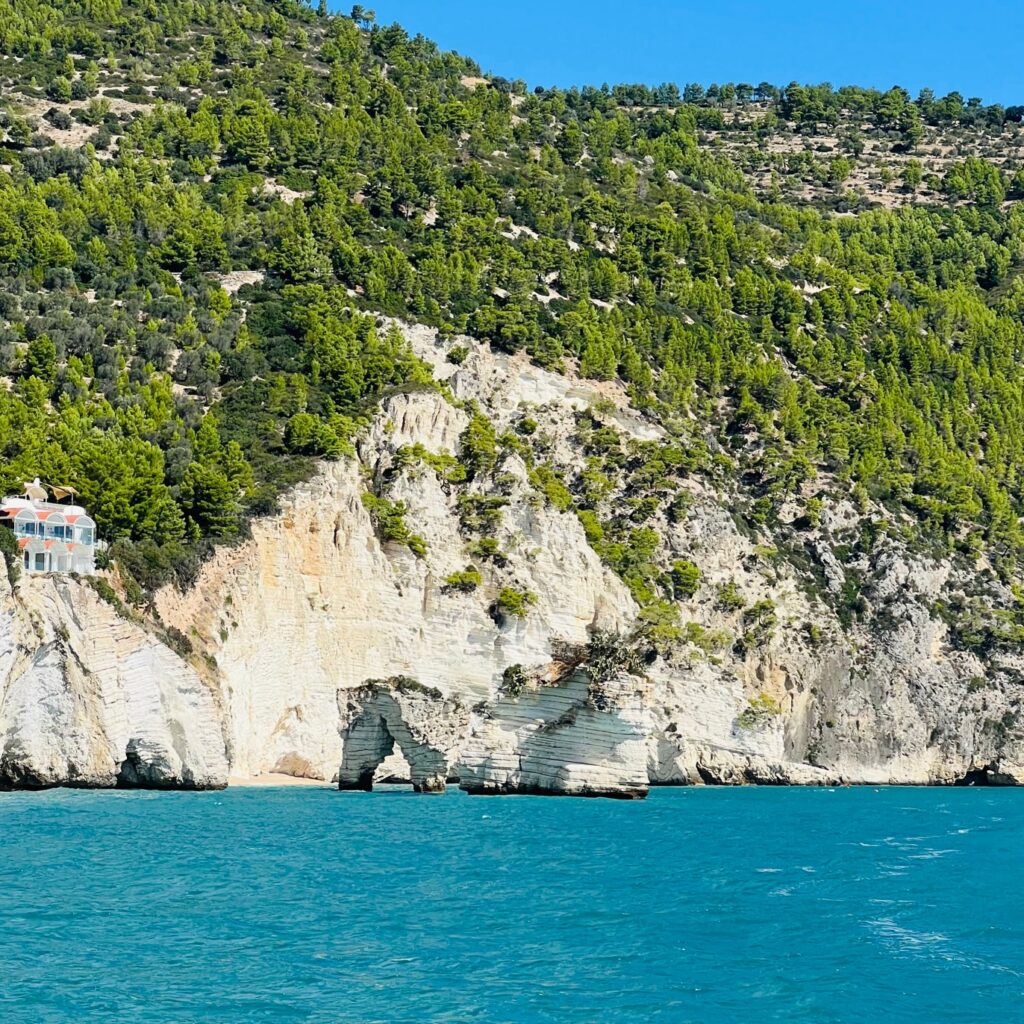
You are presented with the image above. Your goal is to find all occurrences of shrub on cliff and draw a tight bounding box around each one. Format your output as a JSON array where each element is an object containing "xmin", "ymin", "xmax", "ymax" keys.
[
  {"xmin": 459, "ymin": 410, "xmax": 498, "ymax": 480},
  {"xmin": 0, "ymin": 526, "xmax": 20, "ymax": 586},
  {"xmin": 443, "ymin": 566, "xmax": 482, "ymax": 593},
  {"xmin": 500, "ymin": 664, "xmax": 529, "ymax": 698},
  {"xmin": 493, "ymin": 587, "xmax": 537, "ymax": 619},
  {"xmin": 361, "ymin": 492, "xmax": 427, "ymax": 557},
  {"xmin": 737, "ymin": 693, "xmax": 783, "ymax": 729},
  {"xmin": 670, "ymin": 560, "xmax": 701, "ymax": 600}
]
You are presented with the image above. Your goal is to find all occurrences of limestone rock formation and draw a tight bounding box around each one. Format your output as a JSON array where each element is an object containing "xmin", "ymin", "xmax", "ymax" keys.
[
  {"xmin": 2, "ymin": 323, "xmax": 1023, "ymax": 793},
  {"xmin": 335, "ymin": 659, "xmax": 652, "ymax": 798},
  {"xmin": 154, "ymin": 377, "xmax": 636, "ymax": 785},
  {"xmin": 458, "ymin": 669, "xmax": 652, "ymax": 798},
  {"xmin": 0, "ymin": 574, "xmax": 228, "ymax": 790},
  {"xmin": 337, "ymin": 679, "xmax": 469, "ymax": 792}
]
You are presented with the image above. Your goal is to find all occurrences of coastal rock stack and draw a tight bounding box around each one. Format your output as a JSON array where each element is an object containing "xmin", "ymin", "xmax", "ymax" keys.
[
  {"xmin": 458, "ymin": 669, "xmax": 652, "ymax": 798},
  {"xmin": 335, "ymin": 666, "xmax": 653, "ymax": 798},
  {"xmin": 337, "ymin": 679, "xmax": 469, "ymax": 792}
]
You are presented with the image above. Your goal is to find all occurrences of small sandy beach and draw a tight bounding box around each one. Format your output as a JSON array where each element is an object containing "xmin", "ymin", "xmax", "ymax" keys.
[{"xmin": 227, "ymin": 773, "xmax": 333, "ymax": 788}]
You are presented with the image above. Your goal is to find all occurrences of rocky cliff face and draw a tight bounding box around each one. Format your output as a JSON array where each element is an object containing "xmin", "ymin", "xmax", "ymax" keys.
[
  {"xmin": 0, "ymin": 572, "xmax": 227, "ymax": 790},
  {"xmin": 2, "ymin": 323, "xmax": 1023, "ymax": 794}
]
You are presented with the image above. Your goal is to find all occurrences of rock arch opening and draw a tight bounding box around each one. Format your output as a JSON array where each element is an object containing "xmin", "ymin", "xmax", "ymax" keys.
[{"xmin": 337, "ymin": 684, "xmax": 467, "ymax": 793}]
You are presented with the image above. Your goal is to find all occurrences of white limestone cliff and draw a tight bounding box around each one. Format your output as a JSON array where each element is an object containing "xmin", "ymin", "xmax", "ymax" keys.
[
  {"xmin": 0, "ymin": 573, "xmax": 227, "ymax": 789},
  {"xmin": 2, "ymin": 323, "xmax": 1023, "ymax": 794},
  {"xmin": 150, "ymin": 357, "xmax": 637, "ymax": 785},
  {"xmin": 458, "ymin": 669, "xmax": 652, "ymax": 798}
]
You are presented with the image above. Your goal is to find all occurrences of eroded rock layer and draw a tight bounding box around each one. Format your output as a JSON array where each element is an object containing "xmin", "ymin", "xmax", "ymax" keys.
[
  {"xmin": 2, "ymin": 324, "xmax": 1023, "ymax": 793},
  {"xmin": 0, "ymin": 574, "xmax": 227, "ymax": 790}
]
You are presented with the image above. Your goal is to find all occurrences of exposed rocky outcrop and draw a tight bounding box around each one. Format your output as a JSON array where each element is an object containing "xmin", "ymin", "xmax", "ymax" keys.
[
  {"xmin": 0, "ymin": 574, "xmax": 227, "ymax": 790},
  {"xmin": 458, "ymin": 668, "xmax": 652, "ymax": 798},
  {"xmin": 337, "ymin": 664, "xmax": 651, "ymax": 798},
  {"xmin": 2, "ymin": 324, "xmax": 1023, "ymax": 794},
  {"xmin": 338, "ymin": 679, "xmax": 469, "ymax": 792},
  {"xmin": 332, "ymin": 656, "xmax": 653, "ymax": 798},
  {"xmin": 152, "ymin": 359, "xmax": 636, "ymax": 785}
]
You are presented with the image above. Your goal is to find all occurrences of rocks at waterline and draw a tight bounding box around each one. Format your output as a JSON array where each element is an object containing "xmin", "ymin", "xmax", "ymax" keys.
[
  {"xmin": 337, "ymin": 678, "xmax": 469, "ymax": 793},
  {"xmin": 0, "ymin": 574, "xmax": 228, "ymax": 791},
  {"xmin": 336, "ymin": 665, "xmax": 652, "ymax": 799}
]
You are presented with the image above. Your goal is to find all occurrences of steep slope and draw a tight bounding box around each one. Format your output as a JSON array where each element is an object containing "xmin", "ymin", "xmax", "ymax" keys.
[
  {"xmin": 0, "ymin": 572, "xmax": 227, "ymax": 789},
  {"xmin": 152, "ymin": 335, "xmax": 639, "ymax": 787},
  {"xmin": 1, "ymin": 2, "xmax": 1024, "ymax": 792},
  {"xmin": 6, "ymin": 323, "xmax": 1020, "ymax": 793}
]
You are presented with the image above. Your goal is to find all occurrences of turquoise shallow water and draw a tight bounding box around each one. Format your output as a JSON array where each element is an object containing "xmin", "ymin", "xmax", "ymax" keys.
[{"xmin": 0, "ymin": 786, "xmax": 1020, "ymax": 1023}]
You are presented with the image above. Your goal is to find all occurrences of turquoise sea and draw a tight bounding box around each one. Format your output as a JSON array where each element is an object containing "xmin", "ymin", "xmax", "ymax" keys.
[{"xmin": 0, "ymin": 786, "xmax": 1020, "ymax": 1023}]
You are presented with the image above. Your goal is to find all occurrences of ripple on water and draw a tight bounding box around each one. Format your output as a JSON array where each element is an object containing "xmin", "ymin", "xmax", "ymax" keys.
[{"xmin": 0, "ymin": 786, "xmax": 1021, "ymax": 1023}]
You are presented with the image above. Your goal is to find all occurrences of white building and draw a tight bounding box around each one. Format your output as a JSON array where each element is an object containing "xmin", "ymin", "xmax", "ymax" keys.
[{"xmin": 1, "ymin": 479, "xmax": 97, "ymax": 575}]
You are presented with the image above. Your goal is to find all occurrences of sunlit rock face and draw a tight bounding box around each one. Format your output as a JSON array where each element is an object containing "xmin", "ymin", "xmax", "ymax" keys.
[
  {"xmin": 0, "ymin": 574, "xmax": 227, "ymax": 790},
  {"xmin": 3, "ymin": 324, "xmax": 1024, "ymax": 792},
  {"xmin": 457, "ymin": 670, "xmax": 652, "ymax": 799},
  {"xmin": 153, "ymin": 348, "xmax": 637, "ymax": 788},
  {"xmin": 337, "ymin": 680, "xmax": 469, "ymax": 793},
  {"xmin": 335, "ymin": 669, "xmax": 652, "ymax": 799}
]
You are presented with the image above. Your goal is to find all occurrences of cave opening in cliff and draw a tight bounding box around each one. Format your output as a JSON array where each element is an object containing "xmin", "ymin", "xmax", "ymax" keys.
[{"xmin": 953, "ymin": 765, "xmax": 996, "ymax": 786}]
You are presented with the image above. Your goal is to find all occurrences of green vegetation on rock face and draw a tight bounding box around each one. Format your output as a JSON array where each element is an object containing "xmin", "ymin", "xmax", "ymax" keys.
[
  {"xmin": 737, "ymin": 692, "xmax": 783, "ymax": 729},
  {"xmin": 361, "ymin": 492, "xmax": 426, "ymax": 556},
  {"xmin": 6, "ymin": 0, "xmax": 1024, "ymax": 606},
  {"xmin": 493, "ymin": 586, "xmax": 537, "ymax": 620},
  {"xmin": 442, "ymin": 565, "xmax": 482, "ymax": 593}
]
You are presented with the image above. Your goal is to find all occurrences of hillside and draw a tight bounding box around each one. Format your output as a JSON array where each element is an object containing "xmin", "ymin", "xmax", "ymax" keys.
[{"xmin": 0, "ymin": 0, "xmax": 1023, "ymax": 789}]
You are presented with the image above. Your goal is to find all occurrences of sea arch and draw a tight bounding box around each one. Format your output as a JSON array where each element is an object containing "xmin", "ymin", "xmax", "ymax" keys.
[{"xmin": 337, "ymin": 681, "xmax": 469, "ymax": 793}]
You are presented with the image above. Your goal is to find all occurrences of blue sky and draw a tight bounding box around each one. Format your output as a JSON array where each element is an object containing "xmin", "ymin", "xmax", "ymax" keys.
[{"xmin": 346, "ymin": 1, "xmax": 1024, "ymax": 106}]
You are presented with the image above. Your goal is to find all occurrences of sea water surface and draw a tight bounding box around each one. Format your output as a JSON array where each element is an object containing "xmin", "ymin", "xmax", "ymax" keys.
[{"xmin": 0, "ymin": 786, "xmax": 1020, "ymax": 1023}]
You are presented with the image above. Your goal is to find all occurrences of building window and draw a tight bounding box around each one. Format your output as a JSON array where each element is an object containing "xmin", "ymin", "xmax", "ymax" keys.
[
  {"xmin": 79, "ymin": 528, "xmax": 93, "ymax": 545},
  {"xmin": 33, "ymin": 552, "xmax": 46, "ymax": 572}
]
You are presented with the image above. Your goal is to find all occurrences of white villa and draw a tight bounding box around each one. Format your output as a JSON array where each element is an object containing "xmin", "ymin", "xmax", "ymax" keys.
[{"xmin": 1, "ymin": 479, "xmax": 97, "ymax": 575}]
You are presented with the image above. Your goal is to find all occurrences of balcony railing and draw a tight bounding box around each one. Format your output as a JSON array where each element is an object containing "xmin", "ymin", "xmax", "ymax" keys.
[{"xmin": 14, "ymin": 523, "xmax": 94, "ymax": 545}]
